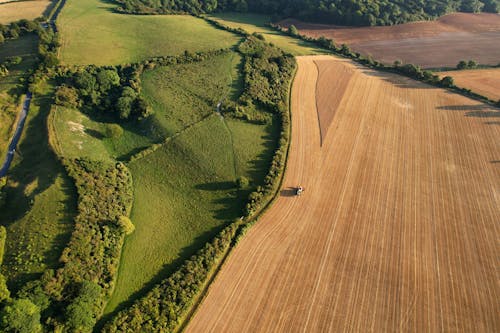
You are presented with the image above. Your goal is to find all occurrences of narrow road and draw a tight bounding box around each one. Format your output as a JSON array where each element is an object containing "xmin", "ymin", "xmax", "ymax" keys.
[{"xmin": 0, "ymin": 92, "xmax": 32, "ymax": 177}]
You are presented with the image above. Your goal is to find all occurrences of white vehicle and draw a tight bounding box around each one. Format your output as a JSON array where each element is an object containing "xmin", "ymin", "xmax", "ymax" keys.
[{"xmin": 296, "ymin": 186, "xmax": 304, "ymax": 196}]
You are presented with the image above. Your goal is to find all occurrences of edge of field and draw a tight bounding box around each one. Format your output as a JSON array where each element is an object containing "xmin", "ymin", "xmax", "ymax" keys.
[{"xmin": 177, "ymin": 60, "xmax": 298, "ymax": 333}]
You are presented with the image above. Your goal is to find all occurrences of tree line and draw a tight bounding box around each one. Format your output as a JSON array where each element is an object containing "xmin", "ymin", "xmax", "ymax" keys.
[{"xmin": 113, "ymin": 0, "xmax": 499, "ymax": 25}]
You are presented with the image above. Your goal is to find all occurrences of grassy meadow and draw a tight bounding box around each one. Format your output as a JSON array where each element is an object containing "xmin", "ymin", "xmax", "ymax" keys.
[
  {"xmin": 102, "ymin": 54, "xmax": 276, "ymax": 314},
  {"xmin": 208, "ymin": 13, "xmax": 324, "ymax": 55},
  {"xmin": 58, "ymin": 0, "xmax": 241, "ymax": 65},
  {"xmin": 0, "ymin": 81, "xmax": 76, "ymax": 290}
]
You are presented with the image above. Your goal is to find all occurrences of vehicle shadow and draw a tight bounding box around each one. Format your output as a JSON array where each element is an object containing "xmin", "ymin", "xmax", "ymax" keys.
[{"xmin": 280, "ymin": 187, "xmax": 297, "ymax": 197}]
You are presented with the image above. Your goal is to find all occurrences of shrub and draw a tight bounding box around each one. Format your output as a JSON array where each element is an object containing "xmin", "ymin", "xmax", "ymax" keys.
[
  {"xmin": 236, "ymin": 176, "xmax": 250, "ymax": 189},
  {"xmin": 441, "ymin": 76, "xmax": 455, "ymax": 87},
  {"xmin": 54, "ymin": 85, "xmax": 80, "ymax": 108},
  {"xmin": 0, "ymin": 298, "xmax": 42, "ymax": 333},
  {"xmin": 105, "ymin": 124, "xmax": 123, "ymax": 139},
  {"xmin": 65, "ymin": 281, "xmax": 102, "ymax": 333},
  {"xmin": 288, "ymin": 24, "xmax": 299, "ymax": 36},
  {"xmin": 117, "ymin": 216, "xmax": 135, "ymax": 235}
]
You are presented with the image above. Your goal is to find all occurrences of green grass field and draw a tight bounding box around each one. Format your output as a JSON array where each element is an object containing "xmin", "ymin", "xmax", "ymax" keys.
[
  {"xmin": 141, "ymin": 52, "xmax": 243, "ymax": 135},
  {"xmin": 0, "ymin": 33, "xmax": 39, "ymax": 158},
  {"xmin": 102, "ymin": 54, "xmax": 277, "ymax": 315},
  {"xmin": 0, "ymin": 81, "xmax": 77, "ymax": 291},
  {"xmin": 58, "ymin": 0, "xmax": 242, "ymax": 65},
  {"xmin": 208, "ymin": 13, "xmax": 324, "ymax": 55}
]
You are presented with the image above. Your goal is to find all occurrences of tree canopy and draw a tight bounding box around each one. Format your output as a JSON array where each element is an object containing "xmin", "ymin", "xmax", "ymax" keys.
[{"xmin": 114, "ymin": 0, "xmax": 499, "ymax": 25}]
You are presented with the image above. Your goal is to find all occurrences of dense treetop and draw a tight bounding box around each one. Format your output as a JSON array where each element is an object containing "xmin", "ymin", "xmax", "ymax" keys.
[{"xmin": 114, "ymin": 0, "xmax": 499, "ymax": 25}]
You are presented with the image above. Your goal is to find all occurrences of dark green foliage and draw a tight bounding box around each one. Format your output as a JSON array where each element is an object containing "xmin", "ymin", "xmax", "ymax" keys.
[
  {"xmin": 54, "ymin": 85, "xmax": 80, "ymax": 108},
  {"xmin": 58, "ymin": 65, "xmax": 153, "ymax": 120},
  {"xmin": 457, "ymin": 59, "xmax": 479, "ymax": 69},
  {"xmin": 114, "ymin": 0, "xmax": 498, "ymax": 25},
  {"xmin": 0, "ymin": 298, "xmax": 42, "ymax": 333},
  {"xmin": 65, "ymin": 281, "xmax": 102, "ymax": 333},
  {"xmin": 441, "ymin": 76, "xmax": 455, "ymax": 87}
]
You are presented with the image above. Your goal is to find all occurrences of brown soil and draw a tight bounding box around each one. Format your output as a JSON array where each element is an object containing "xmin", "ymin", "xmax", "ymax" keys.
[
  {"xmin": 280, "ymin": 13, "xmax": 500, "ymax": 68},
  {"xmin": 439, "ymin": 68, "xmax": 500, "ymax": 101},
  {"xmin": 186, "ymin": 55, "xmax": 500, "ymax": 332}
]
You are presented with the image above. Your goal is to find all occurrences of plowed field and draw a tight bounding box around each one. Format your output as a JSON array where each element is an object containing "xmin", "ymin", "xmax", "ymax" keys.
[
  {"xmin": 280, "ymin": 13, "xmax": 500, "ymax": 68},
  {"xmin": 439, "ymin": 68, "xmax": 500, "ymax": 101},
  {"xmin": 186, "ymin": 55, "xmax": 500, "ymax": 332}
]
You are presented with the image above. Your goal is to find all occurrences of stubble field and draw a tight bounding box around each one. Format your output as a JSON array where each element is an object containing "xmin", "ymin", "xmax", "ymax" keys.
[
  {"xmin": 0, "ymin": 0, "xmax": 51, "ymax": 24},
  {"xmin": 438, "ymin": 68, "xmax": 500, "ymax": 101},
  {"xmin": 280, "ymin": 13, "xmax": 500, "ymax": 68},
  {"xmin": 186, "ymin": 55, "xmax": 500, "ymax": 332}
]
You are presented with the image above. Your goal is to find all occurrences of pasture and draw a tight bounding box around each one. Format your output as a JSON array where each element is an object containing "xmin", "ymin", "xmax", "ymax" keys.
[
  {"xmin": 186, "ymin": 55, "xmax": 500, "ymax": 332},
  {"xmin": 438, "ymin": 68, "xmax": 500, "ymax": 101},
  {"xmin": 280, "ymin": 13, "xmax": 500, "ymax": 68},
  {"xmin": 49, "ymin": 53, "xmax": 279, "ymax": 314},
  {"xmin": 208, "ymin": 13, "xmax": 324, "ymax": 56},
  {"xmin": 58, "ymin": 0, "xmax": 241, "ymax": 65},
  {"xmin": 0, "ymin": 0, "xmax": 51, "ymax": 23}
]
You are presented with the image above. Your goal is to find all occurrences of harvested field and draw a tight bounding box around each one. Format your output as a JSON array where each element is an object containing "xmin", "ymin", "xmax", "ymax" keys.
[
  {"xmin": 0, "ymin": 0, "xmax": 51, "ymax": 23},
  {"xmin": 439, "ymin": 68, "xmax": 500, "ymax": 101},
  {"xmin": 280, "ymin": 13, "xmax": 500, "ymax": 68},
  {"xmin": 186, "ymin": 55, "xmax": 500, "ymax": 332}
]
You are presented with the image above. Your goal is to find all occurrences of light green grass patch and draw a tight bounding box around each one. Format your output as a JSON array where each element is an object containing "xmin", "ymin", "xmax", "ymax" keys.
[
  {"xmin": 58, "ymin": 0, "xmax": 241, "ymax": 65},
  {"xmin": 50, "ymin": 107, "xmax": 113, "ymax": 162},
  {"xmin": 208, "ymin": 13, "xmax": 325, "ymax": 55},
  {"xmin": 0, "ymin": 82, "xmax": 77, "ymax": 291}
]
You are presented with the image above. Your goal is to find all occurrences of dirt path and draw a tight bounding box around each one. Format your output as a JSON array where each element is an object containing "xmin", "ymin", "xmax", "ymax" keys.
[{"xmin": 185, "ymin": 55, "xmax": 499, "ymax": 332}]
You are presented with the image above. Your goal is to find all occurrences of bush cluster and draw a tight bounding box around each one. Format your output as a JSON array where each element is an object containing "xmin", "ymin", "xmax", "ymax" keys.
[{"xmin": 55, "ymin": 65, "xmax": 151, "ymax": 120}]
